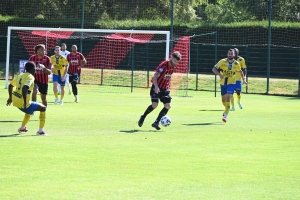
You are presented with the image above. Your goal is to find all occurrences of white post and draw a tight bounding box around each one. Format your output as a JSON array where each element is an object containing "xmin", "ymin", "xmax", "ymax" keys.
[
  {"xmin": 5, "ymin": 27, "xmax": 11, "ymax": 89},
  {"xmin": 165, "ymin": 32, "xmax": 170, "ymax": 60}
]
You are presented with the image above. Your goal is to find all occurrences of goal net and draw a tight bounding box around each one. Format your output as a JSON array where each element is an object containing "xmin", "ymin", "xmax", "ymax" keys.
[{"xmin": 6, "ymin": 26, "xmax": 190, "ymax": 96}]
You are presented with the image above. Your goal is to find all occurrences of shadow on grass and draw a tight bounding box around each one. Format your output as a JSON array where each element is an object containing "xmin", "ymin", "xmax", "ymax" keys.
[
  {"xmin": 120, "ymin": 129, "xmax": 161, "ymax": 133},
  {"xmin": 183, "ymin": 122, "xmax": 223, "ymax": 126},
  {"xmin": 0, "ymin": 133, "xmax": 35, "ymax": 137},
  {"xmin": 0, "ymin": 120, "xmax": 38, "ymax": 122}
]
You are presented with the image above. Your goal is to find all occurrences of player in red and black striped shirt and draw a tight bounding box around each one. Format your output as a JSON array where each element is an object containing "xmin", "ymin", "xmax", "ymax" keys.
[
  {"xmin": 66, "ymin": 45, "xmax": 86, "ymax": 103},
  {"xmin": 28, "ymin": 44, "xmax": 52, "ymax": 106},
  {"xmin": 138, "ymin": 51, "xmax": 182, "ymax": 130}
]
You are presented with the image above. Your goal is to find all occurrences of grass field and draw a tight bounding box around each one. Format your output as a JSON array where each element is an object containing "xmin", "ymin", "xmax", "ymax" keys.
[{"xmin": 0, "ymin": 80, "xmax": 300, "ymax": 200}]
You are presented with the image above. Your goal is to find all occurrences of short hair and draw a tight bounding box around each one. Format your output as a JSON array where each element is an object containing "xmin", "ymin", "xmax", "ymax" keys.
[
  {"xmin": 234, "ymin": 48, "xmax": 239, "ymax": 55},
  {"xmin": 55, "ymin": 46, "xmax": 61, "ymax": 50},
  {"xmin": 25, "ymin": 61, "xmax": 36, "ymax": 71},
  {"xmin": 34, "ymin": 44, "xmax": 46, "ymax": 54},
  {"xmin": 172, "ymin": 51, "xmax": 182, "ymax": 61},
  {"xmin": 61, "ymin": 43, "xmax": 67, "ymax": 47}
]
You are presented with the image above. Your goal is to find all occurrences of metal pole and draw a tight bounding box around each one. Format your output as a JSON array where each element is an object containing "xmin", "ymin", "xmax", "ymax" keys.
[
  {"xmin": 170, "ymin": 0, "xmax": 174, "ymax": 52},
  {"xmin": 80, "ymin": 0, "xmax": 85, "ymax": 53},
  {"xmin": 214, "ymin": 32, "xmax": 218, "ymax": 97},
  {"xmin": 266, "ymin": 0, "xmax": 272, "ymax": 94},
  {"xmin": 196, "ymin": 44, "xmax": 199, "ymax": 90},
  {"xmin": 298, "ymin": 49, "xmax": 300, "ymax": 97}
]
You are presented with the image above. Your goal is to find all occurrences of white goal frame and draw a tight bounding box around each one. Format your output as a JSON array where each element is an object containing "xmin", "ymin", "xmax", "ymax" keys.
[{"xmin": 5, "ymin": 26, "xmax": 170, "ymax": 88}]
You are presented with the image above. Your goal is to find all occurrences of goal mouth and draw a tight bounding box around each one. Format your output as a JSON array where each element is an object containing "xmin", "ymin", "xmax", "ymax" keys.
[{"xmin": 6, "ymin": 27, "xmax": 190, "ymax": 96}]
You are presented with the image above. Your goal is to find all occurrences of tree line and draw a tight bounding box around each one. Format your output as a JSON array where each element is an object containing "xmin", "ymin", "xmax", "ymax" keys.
[{"xmin": 0, "ymin": 0, "xmax": 299, "ymax": 22}]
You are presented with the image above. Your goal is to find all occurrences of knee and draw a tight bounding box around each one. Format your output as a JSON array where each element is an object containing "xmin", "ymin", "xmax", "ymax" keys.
[
  {"xmin": 152, "ymin": 102, "xmax": 158, "ymax": 109},
  {"xmin": 164, "ymin": 103, "xmax": 171, "ymax": 110}
]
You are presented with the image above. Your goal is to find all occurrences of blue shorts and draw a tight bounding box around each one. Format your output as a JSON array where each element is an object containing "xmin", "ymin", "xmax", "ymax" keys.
[
  {"xmin": 53, "ymin": 74, "xmax": 66, "ymax": 86},
  {"xmin": 220, "ymin": 84, "xmax": 235, "ymax": 96},
  {"xmin": 234, "ymin": 80, "xmax": 242, "ymax": 92},
  {"xmin": 19, "ymin": 102, "xmax": 41, "ymax": 115}
]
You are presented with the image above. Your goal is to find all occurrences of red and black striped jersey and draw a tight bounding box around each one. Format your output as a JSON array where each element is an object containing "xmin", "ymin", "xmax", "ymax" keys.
[
  {"xmin": 67, "ymin": 52, "xmax": 86, "ymax": 74},
  {"xmin": 28, "ymin": 54, "xmax": 51, "ymax": 84},
  {"xmin": 152, "ymin": 60, "xmax": 174, "ymax": 89}
]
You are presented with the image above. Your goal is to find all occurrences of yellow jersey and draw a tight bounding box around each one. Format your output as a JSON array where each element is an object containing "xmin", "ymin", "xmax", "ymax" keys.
[
  {"xmin": 50, "ymin": 55, "xmax": 68, "ymax": 76},
  {"xmin": 214, "ymin": 58, "xmax": 241, "ymax": 85},
  {"xmin": 235, "ymin": 56, "xmax": 246, "ymax": 81},
  {"xmin": 10, "ymin": 72, "xmax": 35, "ymax": 109}
]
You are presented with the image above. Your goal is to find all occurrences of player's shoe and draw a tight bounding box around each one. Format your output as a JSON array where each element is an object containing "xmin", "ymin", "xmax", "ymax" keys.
[
  {"xmin": 151, "ymin": 122, "xmax": 161, "ymax": 130},
  {"xmin": 60, "ymin": 100, "xmax": 64, "ymax": 105},
  {"xmin": 36, "ymin": 131, "xmax": 49, "ymax": 136},
  {"xmin": 230, "ymin": 107, "xmax": 235, "ymax": 111},
  {"xmin": 18, "ymin": 127, "xmax": 28, "ymax": 133},
  {"xmin": 54, "ymin": 98, "xmax": 59, "ymax": 105},
  {"xmin": 222, "ymin": 117, "xmax": 227, "ymax": 123},
  {"xmin": 238, "ymin": 102, "xmax": 243, "ymax": 109},
  {"xmin": 75, "ymin": 96, "xmax": 79, "ymax": 103},
  {"xmin": 138, "ymin": 115, "xmax": 145, "ymax": 127}
]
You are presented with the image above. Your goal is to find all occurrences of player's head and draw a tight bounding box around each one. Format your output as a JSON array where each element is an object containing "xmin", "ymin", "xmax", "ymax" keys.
[
  {"xmin": 227, "ymin": 49, "xmax": 235, "ymax": 61},
  {"xmin": 233, "ymin": 48, "xmax": 239, "ymax": 57},
  {"xmin": 25, "ymin": 61, "xmax": 36, "ymax": 75},
  {"xmin": 61, "ymin": 43, "xmax": 67, "ymax": 51},
  {"xmin": 54, "ymin": 46, "xmax": 61, "ymax": 55},
  {"xmin": 71, "ymin": 45, "xmax": 78, "ymax": 53},
  {"xmin": 170, "ymin": 51, "xmax": 182, "ymax": 66},
  {"xmin": 35, "ymin": 44, "xmax": 46, "ymax": 56}
]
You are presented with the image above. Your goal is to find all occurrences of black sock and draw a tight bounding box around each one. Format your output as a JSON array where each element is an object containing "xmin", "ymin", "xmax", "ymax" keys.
[
  {"xmin": 155, "ymin": 107, "xmax": 169, "ymax": 123},
  {"xmin": 143, "ymin": 105, "xmax": 154, "ymax": 117},
  {"xmin": 71, "ymin": 82, "xmax": 78, "ymax": 95}
]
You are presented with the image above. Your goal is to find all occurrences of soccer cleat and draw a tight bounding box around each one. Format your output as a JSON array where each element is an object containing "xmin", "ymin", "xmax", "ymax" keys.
[
  {"xmin": 36, "ymin": 131, "xmax": 49, "ymax": 136},
  {"xmin": 238, "ymin": 102, "xmax": 243, "ymax": 109},
  {"xmin": 18, "ymin": 127, "xmax": 28, "ymax": 133},
  {"xmin": 151, "ymin": 122, "xmax": 161, "ymax": 130},
  {"xmin": 138, "ymin": 115, "xmax": 145, "ymax": 127},
  {"xmin": 60, "ymin": 100, "xmax": 64, "ymax": 105},
  {"xmin": 74, "ymin": 96, "xmax": 79, "ymax": 103},
  {"xmin": 230, "ymin": 107, "xmax": 235, "ymax": 111},
  {"xmin": 54, "ymin": 98, "xmax": 59, "ymax": 105},
  {"xmin": 222, "ymin": 117, "xmax": 227, "ymax": 123}
]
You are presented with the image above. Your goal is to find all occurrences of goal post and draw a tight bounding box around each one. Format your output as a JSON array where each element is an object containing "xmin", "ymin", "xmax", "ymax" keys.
[{"xmin": 5, "ymin": 26, "xmax": 170, "ymax": 88}]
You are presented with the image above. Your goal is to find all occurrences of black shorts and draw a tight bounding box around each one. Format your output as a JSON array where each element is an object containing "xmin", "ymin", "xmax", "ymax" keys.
[
  {"xmin": 69, "ymin": 73, "xmax": 79, "ymax": 83},
  {"xmin": 34, "ymin": 81, "xmax": 48, "ymax": 95},
  {"xmin": 150, "ymin": 85, "xmax": 172, "ymax": 104}
]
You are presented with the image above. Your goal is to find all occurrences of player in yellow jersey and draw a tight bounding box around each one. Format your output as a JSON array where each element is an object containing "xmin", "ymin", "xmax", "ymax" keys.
[
  {"xmin": 6, "ymin": 61, "xmax": 48, "ymax": 136},
  {"xmin": 212, "ymin": 49, "xmax": 247, "ymax": 123},
  {"xmin": 230, "ymin": 48, "xmax": 247, "ymax": 111},
  {"xmin": 50, "ymin": 46, "xmax": 69, "ymax": 105}
]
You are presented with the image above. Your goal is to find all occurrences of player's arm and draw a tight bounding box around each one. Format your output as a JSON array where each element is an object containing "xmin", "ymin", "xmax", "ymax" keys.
[
  {"xmin": 239, "ymin": 70, "xmax": 248, "ymax": 86},
  {"xmin": 242, "ymin": 68, "xmax": 247, "ymax": 79},
  {"xmin": 22, "ymin": 85, "xmax": 29, "ymax": 109},
  {"xmin": 212, "ymin": 66, "xmax": 224, "ymax": 79},
  {"xmin": 153, "ymin": 72, "xmax": 160, "ymax": 94},
  {"xmin": 6, "ymin": 84, "xmax": 14, "ymax": 106}
]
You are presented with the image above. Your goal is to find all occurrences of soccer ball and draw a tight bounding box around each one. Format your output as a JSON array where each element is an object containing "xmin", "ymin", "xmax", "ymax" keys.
[{"xmin": 160, "ymin": 116, "xmax": 172, "ymax": 127}]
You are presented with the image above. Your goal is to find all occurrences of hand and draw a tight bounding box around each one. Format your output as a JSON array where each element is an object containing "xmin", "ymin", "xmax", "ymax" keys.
[
  {"xmin": 61, "ymin": 76, "xmax": 65, "ymax": 82},
  {"xmin": 243, "ymin": 79, "xmax": 248, "ymax": 86},
  {"xmin": 6, "ymin": 98, "xmax": 12, "ymax": 106},
  {"xmin": 155, "ymin": 86, "xmax": 160, "ymax": 94},
  {"xmin": 78, "ymin": 66, "xmax": 81, "ymax": 70}
]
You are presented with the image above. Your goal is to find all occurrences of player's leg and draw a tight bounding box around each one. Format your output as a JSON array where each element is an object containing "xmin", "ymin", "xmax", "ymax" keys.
[
  {"xmin": 222, "ymin": 85, "xmax": 235, "ymax": 123},
  {"xmin": 65, "ymin": 74, "xmax": 71, "ymax": 95},
  {"xmin": 138, "ymin": 86, "xmax": 158, "ymax": 127},
  {"xmin": 152, "ymin": 90, "xmax": 171, "ymax": 130},
  {"xmin": 39, "ymin": 83, "xmax": 48, "ymax": 107},
  {"xmin": 18, "ymin": 113, "xmax": 31, "ymax": 133},
  {"xmin": 235, "ymin": 81, "xmax": 243, "ymax": 109},
  {"xmin": 53, "ymin": 75, "xmax": 59, "ymax": 104},
  {"xmin": 230, "ymin": 92, "xmax": 235, "ymax": 111},
  {"xmin": 70, "ymin": 73, "xmax": 79, "ymax": 102},
  {"xmin": 34, "ymin": 103, "xmax": 48, "ymax": 136},
  {"xmin": 31, "ymin": 83, "xmax": 39, "ymax": 102},
  {"xmin": 60, "ymin": 85, "xmax": 65, "ymax": 105},
  {"xmin": 57, "ymin": 84, "xmax": 61, "ymax": 95}
]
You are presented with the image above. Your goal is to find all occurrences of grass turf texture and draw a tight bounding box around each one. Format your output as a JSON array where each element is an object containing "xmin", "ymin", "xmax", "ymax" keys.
[{"xmin": 0, "ymin": 80, "xmax": 300, "ymax": 200}]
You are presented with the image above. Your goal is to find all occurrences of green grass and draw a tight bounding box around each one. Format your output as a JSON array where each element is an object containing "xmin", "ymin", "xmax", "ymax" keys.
[{"xmin": 0, "ymin": 80, "xmax": 300, "ymax": 200}]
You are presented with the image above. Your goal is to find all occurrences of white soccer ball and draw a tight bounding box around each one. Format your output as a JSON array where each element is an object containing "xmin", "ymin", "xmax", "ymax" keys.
[{"xmin": 160, "ymin": 116, "xmax": 171, "ymax": 127}]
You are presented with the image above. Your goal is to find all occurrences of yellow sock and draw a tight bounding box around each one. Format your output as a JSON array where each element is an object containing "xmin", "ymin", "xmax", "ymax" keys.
[
  {"xmin": 60, "ymin": 94, "xmax": 64, "ymax": 100},
  {"xmin": 224, "ymin": 102, "xmax": 230, "ymax": 115},
  {"xmin": 222, "ymin": 101, "xmax": 226, "ymax": 107},
  {"xmin": 54, "ymin": 92, "xmax": 58, "ymax": 98},
  {"xmin": 39, "ymin": 112, "xmax": 46, "ymax": 129},
  {"xmin": 237, "ymin": 94, "xmax": 241, "ymax": 102},
  {"xmin": 21, "ymin": 114, "xmax": 31, "ymax": 127},
  {"xmin": 230, "ymin": 96, "xmax": 234, "ymax": 107}
]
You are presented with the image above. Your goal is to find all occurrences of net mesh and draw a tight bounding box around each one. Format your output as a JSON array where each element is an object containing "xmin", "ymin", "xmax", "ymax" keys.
[{"xmin": 8, "ymin": 29, "xmax": 190, "ymax": 95}]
